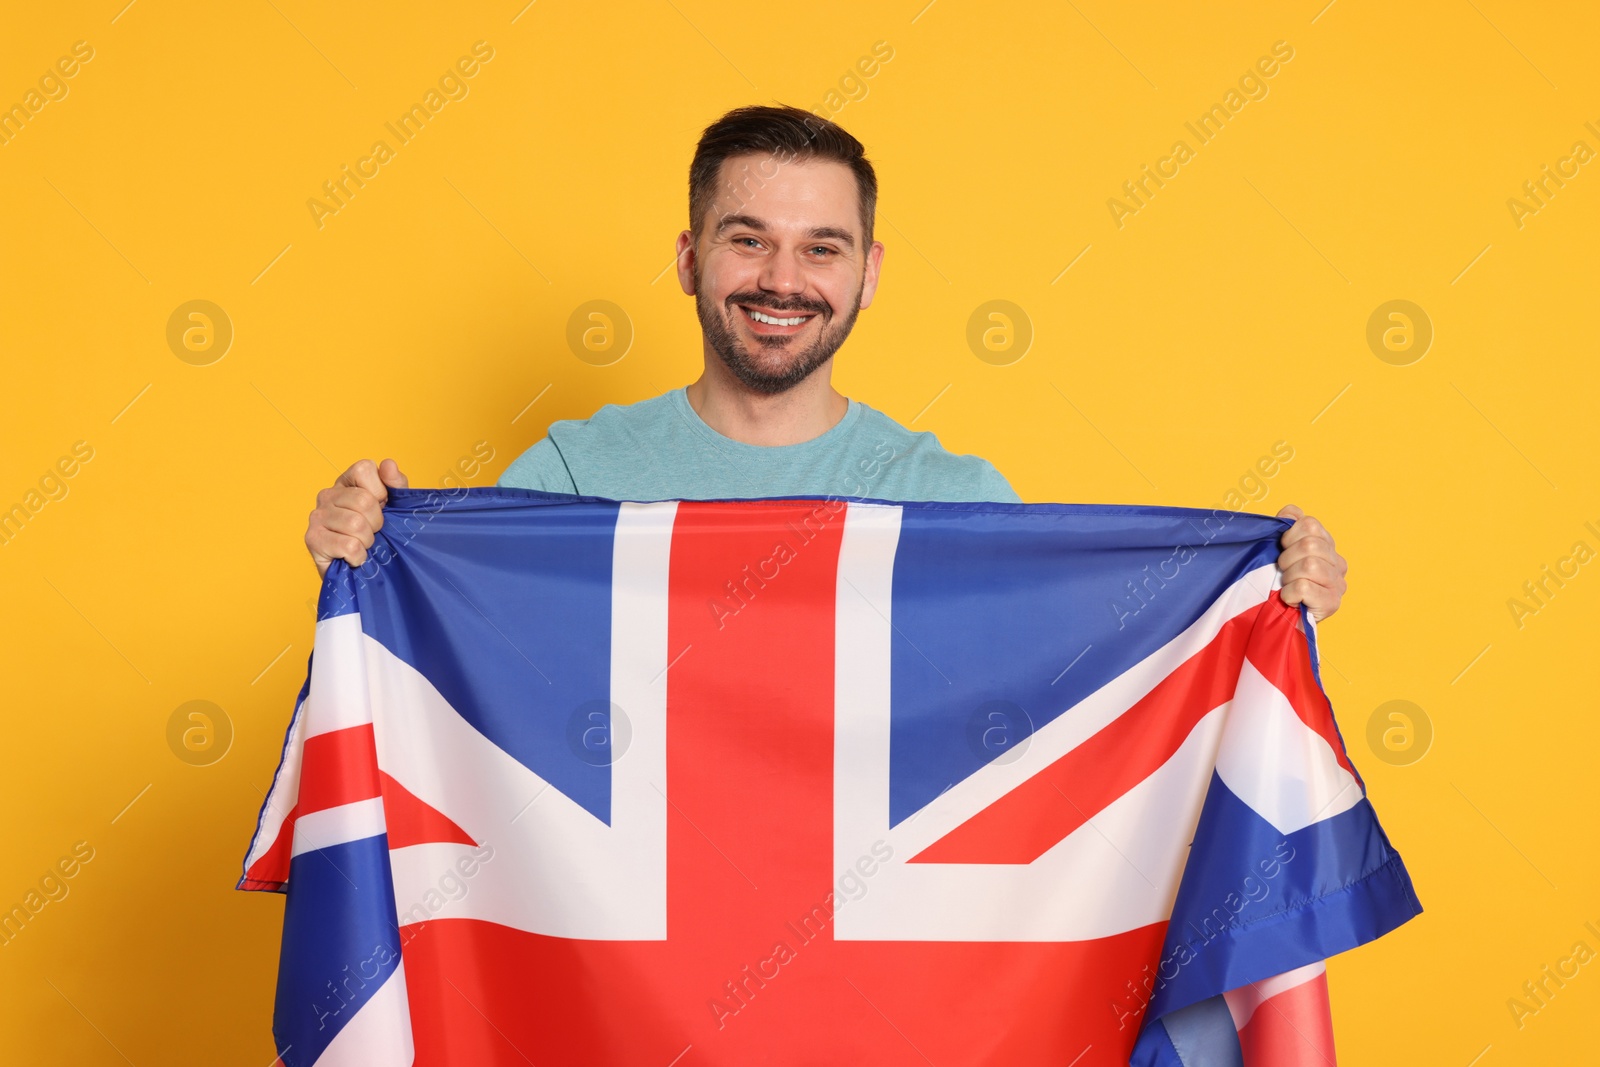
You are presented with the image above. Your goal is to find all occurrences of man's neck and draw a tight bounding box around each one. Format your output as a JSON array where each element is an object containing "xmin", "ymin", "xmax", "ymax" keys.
[{"xmin": 684, "ymin": 358, "xmax": 849, "ymax": 447}]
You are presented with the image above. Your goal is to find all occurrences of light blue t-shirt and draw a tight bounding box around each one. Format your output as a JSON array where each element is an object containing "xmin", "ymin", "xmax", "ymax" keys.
[{"xmin": 496, "ymin": 387, "xmax": 1020, "ymax": 503}]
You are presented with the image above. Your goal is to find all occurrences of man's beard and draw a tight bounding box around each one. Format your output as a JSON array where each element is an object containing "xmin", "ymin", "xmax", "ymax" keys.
[{"xmin": 696, "ymin": 275, "xmax": 863, "ymax": 396}]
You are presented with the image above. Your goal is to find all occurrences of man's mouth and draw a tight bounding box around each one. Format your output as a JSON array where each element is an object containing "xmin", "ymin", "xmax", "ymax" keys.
[{"xmin": 737, "ymin": 303, "xmax": 820, "ymax": 334}]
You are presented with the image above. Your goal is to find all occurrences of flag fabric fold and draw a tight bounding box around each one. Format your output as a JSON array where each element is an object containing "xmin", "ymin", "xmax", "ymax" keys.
[{"xmin": 242, "ymin": 487, "xmax": 1420, "ymax": 1066}]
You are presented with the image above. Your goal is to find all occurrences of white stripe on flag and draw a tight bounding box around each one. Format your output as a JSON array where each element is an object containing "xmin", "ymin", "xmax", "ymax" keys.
[
  {"xmin": 305, "ymin": 614, "xmax": 375, "ymax": 739},
  {"xmin": 1214, "ymin": 660, "xmax": 1361, "ymax": 836},
  {"xmin": 315, "ymin": 959, "xmax": 415, "ymax": 1067},
  {"xmin": 242, "ymin": 693, "xmax": 309, "ymax": 876},
  {"xmin": 292, "ymin": 797, "xmax": 387, "ymax": 857}
]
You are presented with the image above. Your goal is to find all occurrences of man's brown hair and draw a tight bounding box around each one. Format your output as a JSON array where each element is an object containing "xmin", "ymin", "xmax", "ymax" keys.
[{"xmin": 688, "ymin": 104, "xmax": 878, "ymax": 247}]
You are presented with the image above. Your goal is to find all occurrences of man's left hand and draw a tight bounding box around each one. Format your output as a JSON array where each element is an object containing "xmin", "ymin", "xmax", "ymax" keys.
[{"xmin": 1275, "ymin": 504, "xmax": 1348, "ymax": 623}]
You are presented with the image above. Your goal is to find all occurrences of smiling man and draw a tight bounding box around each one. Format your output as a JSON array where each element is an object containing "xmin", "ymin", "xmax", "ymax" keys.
[{"xmin": 304, "ymin": 104, "xmax": 1347, "ymax": 619}]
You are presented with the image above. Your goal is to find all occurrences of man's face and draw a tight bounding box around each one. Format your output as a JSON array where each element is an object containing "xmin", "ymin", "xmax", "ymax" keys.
[{"xmin": 677, "ymin": 154, "xmax": 884, "ymax": 395}]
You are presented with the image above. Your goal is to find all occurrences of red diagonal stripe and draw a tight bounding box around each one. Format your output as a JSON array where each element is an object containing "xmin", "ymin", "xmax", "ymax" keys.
[
  {"xmin": 1244, "ymin": 593, "xmax": 1361, "ymax": 786},
  {"xmin": 380, "ymin": 771, "xmax": 476, "ymax": 849},
  {"xmin": 245, "ymin": 752, "xmax": 472, "ymax": 890},
  {"xmin": 242, "ymin": 803, "xmax": 298, "ymax": 890},
  {"xmin": 910, "ymin": 602, "xmax": 1264, "ymax": 865},
  {"xmin": 298, "ymin": 723, "xmax": 381, "ymax": 815}
]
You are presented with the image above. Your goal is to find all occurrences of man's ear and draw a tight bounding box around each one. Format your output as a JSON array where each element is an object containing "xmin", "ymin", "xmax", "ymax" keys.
[
  {"xmin": 858, "ymin": 240, "xmax": 886, "ymax": 310},
  {"xmin": 675, "ymin": 230, "xmax": 697, "ymax": 295}
]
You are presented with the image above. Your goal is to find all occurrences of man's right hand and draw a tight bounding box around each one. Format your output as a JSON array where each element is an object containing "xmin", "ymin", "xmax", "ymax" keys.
[{"xmin": 306, "ymin": 459, "xmax": 409, "ymax": 578}]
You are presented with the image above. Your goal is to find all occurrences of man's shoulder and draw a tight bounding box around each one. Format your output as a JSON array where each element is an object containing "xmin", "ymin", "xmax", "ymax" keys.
[
  {"xmin": 851, "ymin": 400, "xmax": 956, "ymax": 452},
  {"xmin": 850, "ymin": 401, "xmax": 1021, "ymax": 503},
  {"xmin": 498, "ymin": 391, "xmax": 685, "ymax": 492},
  {"xmin": 849, "ymin": 399, "xmax": 996, "ymax": 470},
  {"xmin": 544, "ymin": 390, "xmax": 680, "ymax": 443}
]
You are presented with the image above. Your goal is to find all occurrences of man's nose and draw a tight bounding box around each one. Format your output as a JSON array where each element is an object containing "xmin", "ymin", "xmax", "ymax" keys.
[{"xmin": 757, "ymin": 250, "xmax": 806, "ymax": 297}]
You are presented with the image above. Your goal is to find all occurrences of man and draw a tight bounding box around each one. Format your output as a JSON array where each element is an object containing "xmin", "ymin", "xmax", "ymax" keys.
[{"xmin": 304, "ymin": 104, "xmax": 1347, "ymax": 619}]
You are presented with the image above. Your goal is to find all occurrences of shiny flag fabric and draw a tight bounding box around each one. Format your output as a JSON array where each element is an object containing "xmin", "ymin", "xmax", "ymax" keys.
[{"xmin": 241, "ymin": 487, "xmax": 1421, "ymax": 1066}]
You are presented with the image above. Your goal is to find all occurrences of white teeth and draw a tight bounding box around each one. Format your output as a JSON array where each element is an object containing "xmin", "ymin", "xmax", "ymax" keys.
[{"xmin": 747, "ymin": 308, "xmax": 808, "ymax": 326}]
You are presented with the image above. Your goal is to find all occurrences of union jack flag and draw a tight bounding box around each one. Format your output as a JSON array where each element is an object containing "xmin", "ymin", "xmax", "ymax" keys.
[{"xmin": 241, "ymin": 488, "xmax": 1421, "ymax": 1066}]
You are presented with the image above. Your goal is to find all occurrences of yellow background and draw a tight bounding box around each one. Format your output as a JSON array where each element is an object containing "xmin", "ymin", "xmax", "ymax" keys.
[{"xmin": 2, "ymin": 0, "xmax": 1596, "ymax": 1062}]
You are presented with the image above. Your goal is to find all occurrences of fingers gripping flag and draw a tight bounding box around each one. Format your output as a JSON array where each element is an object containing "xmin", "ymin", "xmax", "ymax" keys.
[{"xmin": 241, "ymin": 488, "xmax": 1421, "ymax": 1066}]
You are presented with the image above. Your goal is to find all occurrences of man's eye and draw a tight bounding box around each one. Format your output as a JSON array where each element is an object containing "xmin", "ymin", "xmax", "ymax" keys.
[
  {"xmin": 809, "ymin": 246, "xmax": 836, "ymax": 257},
  {"xmin": 737, "ymin": 237, "xmax": 762, "ymax": 248}
]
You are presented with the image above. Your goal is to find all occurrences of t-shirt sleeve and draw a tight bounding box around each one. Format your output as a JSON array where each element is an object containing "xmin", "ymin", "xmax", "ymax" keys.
[
  {"xmin": 978, "ymin": 461, "xmax": 1024, "ymax": 503},
  {"xmin": 496, "ymin": 438, "xmax": 579, "ymax": 493}
]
